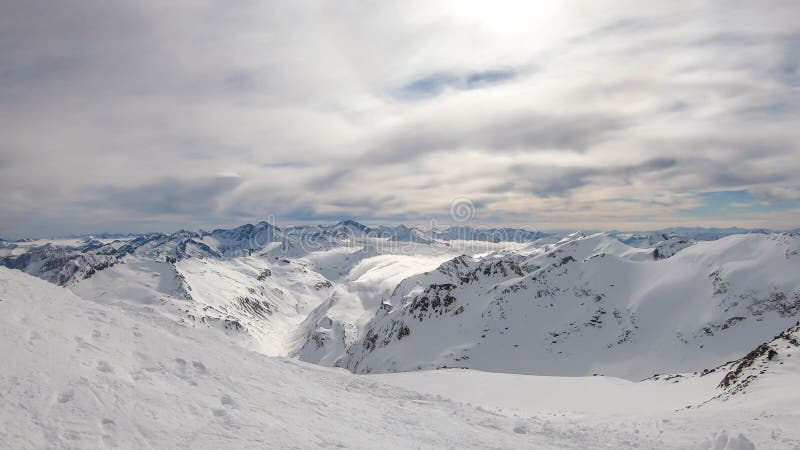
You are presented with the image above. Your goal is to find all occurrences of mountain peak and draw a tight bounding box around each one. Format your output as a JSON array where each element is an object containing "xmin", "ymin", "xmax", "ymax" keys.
[{"xmin": 333, "ymin": 220, "xmax": 370, "ymax": 231}]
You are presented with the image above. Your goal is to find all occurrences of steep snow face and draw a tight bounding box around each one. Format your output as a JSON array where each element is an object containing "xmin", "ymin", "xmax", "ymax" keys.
[
  {"xmin": 713, "ymin": 322, "xmax": 800, "ymax": 412},
  {"xmin": 70, "ymin": 255, "xmax": 332, "ymax": 356},
  {"xmin": 343, "ymin": 233, "xmax": 800, "ymax": 379},
  {"xmin": 175, "ymin": 257, "xmax": 332, "ymax": 355},
  {"xmin": 70, "ymin": 256, "xmax": 192, "ymax": 304},
  {"xmin": 289, "ymin": 250, "xmax": 461, "ymax": 365},
  {"xmin": 650, "ymin": 320, "xmax": 800, "ymax": 409},
  {"xmin": 286, "ymin": 236, "xmax": 537, "ymax": 367}
]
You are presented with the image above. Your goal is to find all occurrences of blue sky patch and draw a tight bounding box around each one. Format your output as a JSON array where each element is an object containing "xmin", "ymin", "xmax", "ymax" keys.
[
  {"xmin": 397, "ymin": 69, "xmax": 516, "ymax": 99},
  {"xmin": 680, "ymin": 190, "xmax": 800, "ymax": 217}
]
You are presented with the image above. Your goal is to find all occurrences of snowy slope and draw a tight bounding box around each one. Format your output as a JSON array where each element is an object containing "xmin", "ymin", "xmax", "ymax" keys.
[
  {"xmin": 343, "ymin": 233, "xmax": 800, "ymax": 379},
  {"xmin": 2, "ymin": 266, "xmax": 798, "ymax": 449},
  {"xmin": 0, "ymin": 267, "xmax": 556, "ymax": 448},
  {"xmin": 648, "ymin": 320, "xmax": 800, "ymax": 409},
  {"xmin": 70, "ymin": 254, "xmax": 332, "ymax": 356},
  {"xmin": 175, "ymin": 256, "xmax": 331, "ymax": 355}
]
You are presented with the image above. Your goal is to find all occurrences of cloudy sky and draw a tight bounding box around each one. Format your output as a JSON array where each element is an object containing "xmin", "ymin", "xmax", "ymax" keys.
[{"xmin": 1, "ymin": 0, "xmax": 799, "ymax": 237}]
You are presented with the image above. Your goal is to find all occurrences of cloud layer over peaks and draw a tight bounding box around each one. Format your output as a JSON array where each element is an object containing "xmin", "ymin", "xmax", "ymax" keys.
[{"xmin": 1, "ymin": 0, "xmax": 799, "ymax": 237}]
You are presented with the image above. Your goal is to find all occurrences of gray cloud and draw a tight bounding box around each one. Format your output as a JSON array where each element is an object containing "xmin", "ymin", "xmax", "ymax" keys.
[
  {"xmin": 0, "ymin": 0, "xmax": 799, "ymax": 237},
  {"xmin": 511, "ymin": 157, "xmax": 679, "ymax": 198},
  {"xmin": 364, "ymin": 111, "xmax": 628, "ymax": 164},
  {"xmin": 87, "ymin": 176, "xmax": 242, "ymax": 216}
]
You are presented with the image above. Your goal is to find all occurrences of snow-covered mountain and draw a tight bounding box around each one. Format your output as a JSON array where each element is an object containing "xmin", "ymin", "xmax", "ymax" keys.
[
  {"xmin": 2, "ymin": 220, "xmax": 800, "ymax": 447},
  {"xmin": 339, "ymin": 233, "xmax": 800, "ymax": 379},
  {"xmin": 3, "ymin": 221, "xmax": 798, "ymax": 380},
  {"xmin": 2, "ymin": 262, "xmax": 799, "ymax": 448}
]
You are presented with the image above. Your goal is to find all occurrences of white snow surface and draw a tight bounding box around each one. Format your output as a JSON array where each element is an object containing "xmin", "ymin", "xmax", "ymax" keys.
[
  {"xmin": 2, "ymin": 224, "xmax": 800, "ymax": 448},
  {"xmin": 2, "ymin": 266, "xmax": 799, "ymax": 449}
]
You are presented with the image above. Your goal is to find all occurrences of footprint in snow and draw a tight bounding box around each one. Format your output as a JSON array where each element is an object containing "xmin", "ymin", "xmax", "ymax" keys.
[
  {"xmin": 174, "ymin": 358, "xmax": 188, "ymax": 373},
  {"xmin": 96, "ymin": 360, "xmax": 114, "ymax": 373},
  {"xmin": 220, "ymin": 394, "xmax": 236, "ymax": 408},
  {"xmin": 101, "ymin": 418, "xmax": 117, "ymax": 447},
  {"xmin": 58, "ymin": 389, "xmax": 74, "ymax": 404},
  {"xmin": 27, "ymin": 330, "xmax": 41, "ymax": 346},
  {"xmin": 192, "ymin": 361, "xmax": 207, "ymax": 374},
  {"xmin": 74, "ymin": 336, "xmax": 101, "ymax": 352},
  {"xmin": 173, "ymin": 358, "xmax": 207, "ymax": 385}
]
